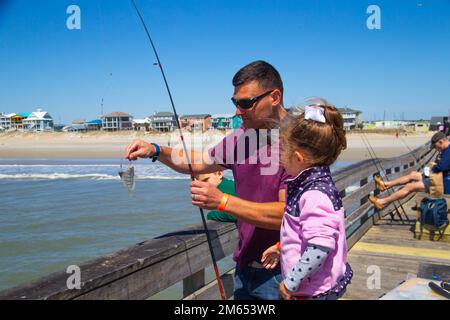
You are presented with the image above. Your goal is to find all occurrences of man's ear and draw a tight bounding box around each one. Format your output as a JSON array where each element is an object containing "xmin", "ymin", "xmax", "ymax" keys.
[
  {"xmin": 270, "ymin": 89, "xmax": 282, "ymax": 106},
  {"xmin": 217, "ymin": 171, "xmax": 224, "ymax": 180}
]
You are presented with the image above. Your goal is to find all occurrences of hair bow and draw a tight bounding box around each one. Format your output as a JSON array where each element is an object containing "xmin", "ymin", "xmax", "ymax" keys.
[{"xmin": 305, "ymin": 105, "xmax": 326, "ymax": 123}]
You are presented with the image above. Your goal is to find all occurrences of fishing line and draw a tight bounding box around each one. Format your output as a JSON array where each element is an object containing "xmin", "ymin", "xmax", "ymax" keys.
[
  {"xmin": 360, "ymin": 133, "xmax": 411, "ymax": 222},
  {"xmin": 362, "ymin": 133, "xmax": 411, "ymax": 221},
  {"xmin": 130, "ymin": 0, "xmax": 226, "ymax": 300},
  {"xmin": 399, "ymin": 135, "xmax": 423, "ymax": 171}
]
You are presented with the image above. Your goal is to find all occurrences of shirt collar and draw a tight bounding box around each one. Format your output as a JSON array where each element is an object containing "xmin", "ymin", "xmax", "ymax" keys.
[{"xmin": 285, "ymin": 165, "xmax": 331, "ymax": 185}]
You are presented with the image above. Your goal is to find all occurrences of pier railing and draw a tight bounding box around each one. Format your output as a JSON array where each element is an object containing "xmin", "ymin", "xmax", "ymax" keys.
[{"xmin": 0, "ymin": 142, "xmax": 436, "ymax": 300}]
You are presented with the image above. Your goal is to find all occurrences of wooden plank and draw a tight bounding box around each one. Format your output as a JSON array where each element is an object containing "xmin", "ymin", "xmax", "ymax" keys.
[
  {"xmin": 0, "ymin": 221, "xmax": 238, "ymax": 300},
  {"xmin": 351, "ymin": 242, "xmax": 450, "ymax": 261},
  {"xmin": 344, "ymin": 253, "xmax": 422, "ymax": 300},
  {"xmin": 342, "ymin": 182, "xmax": 375, "ymax": 212},
  {"xmin": 346, "ymin": 213, "xmax": 379, "ymax": 250},
  {"xmin": 183, "ymin": 269, "xmax": 205, "ymax": 298},
  {"xmin": 345, "ymin": 201, "xmax": 373, "ymax": 229},
  {"xmin": 76, "ymin": 225, "xmax": 238, "ymax": 300},
  {"xmin": 359, "ymin": 226, "xmax": 450, "ymax": 250},
  {"xmin": 335, "ymin": 163, "xmax": 378, "ymax": 193},
  {"xmin": 183, "ymin": 269, "xmax": 235, "ymax": 300},
  {"xmin": 417, "ymin": 263, "xmax": 450, "ymax": 280}
]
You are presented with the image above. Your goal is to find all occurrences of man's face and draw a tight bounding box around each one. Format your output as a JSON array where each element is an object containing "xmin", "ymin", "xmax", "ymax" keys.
[
  {"xmin": 435, "ymin": 138, "xmax": 449, "ymax": 152},
  {"xmin": 232, "ymin": 80, "xmax": 281, "ymax": 129}
]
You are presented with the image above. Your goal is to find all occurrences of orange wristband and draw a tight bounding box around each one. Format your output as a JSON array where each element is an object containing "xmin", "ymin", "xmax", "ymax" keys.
[
  {"xmin": 276, "ymin": 241, "xmax": 281, "ymax": 251},
  {"xmin": 218, "ymin": 193, "xmax": 229, "ymax": 211}
]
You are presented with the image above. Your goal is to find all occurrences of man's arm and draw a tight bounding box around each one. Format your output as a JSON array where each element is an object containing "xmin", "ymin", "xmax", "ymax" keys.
[
  {"xmin": 191, "ymin": 181, "xmax": 285, "ymax": 230},
  {"xmin": 432, "ymin": 150, "xmax": 450, "ymax": 173},
  {"xmin": 125, "ymin": 139, "xmax": 224, "ymax": 174},
  {"xmin": 224, "ymin": 189, "xmax": 286, "ymax": 230}
]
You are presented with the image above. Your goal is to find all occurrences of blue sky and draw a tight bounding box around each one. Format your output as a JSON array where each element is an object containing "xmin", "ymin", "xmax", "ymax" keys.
[{"xmin": 0, "ymin": 0, "xmax": 449, "ymax": 123}]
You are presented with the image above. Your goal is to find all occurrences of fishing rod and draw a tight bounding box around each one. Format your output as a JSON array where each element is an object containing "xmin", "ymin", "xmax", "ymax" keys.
[
  {"xmin": 360, "ymin": 133, "xmax": 411, "ymax": 222},
  {"xmin": 360, "ymin": 133, "xmax": 403, "ymax": 221},
  {"xmin": 361, "ymin": 133, "xmax": 410, "ymax": 222},
  {"xmin": 130, "ymin": 0, "xmax": 226, "ymax": 300}
]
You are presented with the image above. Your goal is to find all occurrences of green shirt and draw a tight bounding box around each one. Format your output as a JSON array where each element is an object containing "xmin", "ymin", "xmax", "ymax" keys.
[{"xmin": 207, "ymin": 177, "xmax": 237, "ymax": 223}]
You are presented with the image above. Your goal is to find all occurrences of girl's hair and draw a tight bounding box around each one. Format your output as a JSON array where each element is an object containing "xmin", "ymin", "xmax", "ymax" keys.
[{"xmin": 280, "ymin": 98, "xmax": 347, "ymax": 167}]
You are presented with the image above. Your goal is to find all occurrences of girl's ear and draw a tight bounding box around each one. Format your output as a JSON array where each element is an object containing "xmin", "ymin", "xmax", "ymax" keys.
[{"xmin": 294, "ymin": 150, "xmax": 304, "ymax": 164}]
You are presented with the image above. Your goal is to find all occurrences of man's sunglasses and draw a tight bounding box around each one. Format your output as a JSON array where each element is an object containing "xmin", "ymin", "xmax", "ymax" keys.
[{"xmin": 231, "ymin": 90, "xmax": 273, "ymax": 110}]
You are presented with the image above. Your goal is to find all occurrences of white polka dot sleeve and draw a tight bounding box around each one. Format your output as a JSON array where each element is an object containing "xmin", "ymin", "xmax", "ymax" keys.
[{"xmin": 283, "ymin": 244, "xmax": 330, "ymax": 292}]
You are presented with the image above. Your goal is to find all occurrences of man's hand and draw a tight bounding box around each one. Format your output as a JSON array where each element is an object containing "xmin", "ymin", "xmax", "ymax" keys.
[
  {"xmin": 279, "ymin": 281, "xmax": 294, "ymax": 300},
  {"xmin": 190, "ymin": 180, "xmax": 224, "ymax": 210},
  {"xmin": 125, "ymin": 139, "xmax": 155, "ymax": 160}
]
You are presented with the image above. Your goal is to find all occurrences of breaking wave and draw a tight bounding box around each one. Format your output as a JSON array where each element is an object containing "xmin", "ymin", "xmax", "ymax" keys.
[{"xmin": 0, "ymin": 173, "xmax": 189, "ymax": 181}]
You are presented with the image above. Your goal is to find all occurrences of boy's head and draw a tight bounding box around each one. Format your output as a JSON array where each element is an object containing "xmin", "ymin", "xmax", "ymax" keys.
[{"xmin": 195, "ymin": 171, "xmax": 224, "ymax": 187}]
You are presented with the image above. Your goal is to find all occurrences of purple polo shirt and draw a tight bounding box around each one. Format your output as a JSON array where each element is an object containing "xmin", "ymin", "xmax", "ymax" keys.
[{"xmin": 209, "ymin": 128, "xmax": 289, "ymax": 267}]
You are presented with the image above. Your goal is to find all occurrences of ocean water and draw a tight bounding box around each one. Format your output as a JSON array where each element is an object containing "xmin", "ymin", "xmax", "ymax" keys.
[{"xmin": 0, "ymin": 158, "xmax": 353, "ymax": 295}]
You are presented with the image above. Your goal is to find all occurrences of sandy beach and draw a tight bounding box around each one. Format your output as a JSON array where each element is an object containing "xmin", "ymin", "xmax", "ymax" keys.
[{"xmin": 0, "ymin": 130, "xmax": 434, "ymax": 162}]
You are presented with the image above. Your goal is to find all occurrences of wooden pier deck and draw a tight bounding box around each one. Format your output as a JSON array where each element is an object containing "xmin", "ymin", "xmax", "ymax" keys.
[
  {"xmin": 1, "ymin": 141, "xmax": 448, "ymax": 300},
  {"xmin": 343, "ymin": 196, "xmax": 450, "ymax": 300}
]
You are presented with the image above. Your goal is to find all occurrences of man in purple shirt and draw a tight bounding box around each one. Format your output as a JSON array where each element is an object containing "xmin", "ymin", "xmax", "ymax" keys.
[{"xmin": 125, "ymin": 61, "xmax": 289, "ymax": 300}]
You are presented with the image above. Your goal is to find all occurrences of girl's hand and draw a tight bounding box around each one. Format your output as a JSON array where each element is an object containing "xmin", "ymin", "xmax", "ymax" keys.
[
  {"xmin": 261, "ymin": 245, "xmax": 280, "ymax": 269},
  {"xmin": 279, "ymin": 281, "xmax": 294, "ymax": 300}
]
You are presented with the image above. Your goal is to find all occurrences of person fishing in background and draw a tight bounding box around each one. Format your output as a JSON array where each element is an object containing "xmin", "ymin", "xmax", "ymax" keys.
[
  {"xmin": 369, "ymin": 132, "xmax": 450, "ymax": 209},
  {"xmin": 195, "ymin": 171, "xmax": 237, "ymax": 223},
  {"xmin": 444, "ymin": 119, "xmax": 450, "ymax": 136},
  {"xmin": 125, "ymin": 60, "xmax": 290, "ymax": 300},
  {"xmin": 260, "ymin": 99, "xmax": 352, "ymax": 300}
]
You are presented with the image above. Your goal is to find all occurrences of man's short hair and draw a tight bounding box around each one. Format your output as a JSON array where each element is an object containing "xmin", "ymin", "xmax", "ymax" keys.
[{"xmin": 232, "ymin": 60, "xmax": 283, "ymax": 93}]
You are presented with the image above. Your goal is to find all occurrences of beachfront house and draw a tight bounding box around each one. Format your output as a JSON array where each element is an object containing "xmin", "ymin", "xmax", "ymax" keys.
[
  {"xmin": 133, "ymin": 118, "xmax": 151, "ymax": 132},
  {"xmin": 9, "ymin": 113, "xmax": 30, "ymax": 130},
  {"xmin": 0, "ymin": 113, "xmax": 12, "ymax": 130},
  {"xmin": 211, "ymin": 114, "xmax": 243, "ymax": 130},
  {"xmin": 413, "ymin": 121, "xmax": 430, "ymax": 133},
  {"xmin": 86, "ymin": 119, "xmax": 102, "ymax": 131},
  {"xmin": 62, "ymin": 123, "xmax": 87, "ymax": 132},
  {"xmin": 22, "ymin": 109, "xmax": 53, "ymax": 131},
  {"xmin": 430, "ymin": 116, "xmax": 449, "ymax": 131},
  {"xmin": 373, "ymin": 120, "xmax": 411, "ymax": 129},
  {"xmin": 404, "ymin": 121, "xmax": 429, "ymax": 133},
  {"xmin": 338, "ymin": 108, "xmax": 362, "ymax": 130},
  {"xmin": 62, "ymin": 119, "xmax": 101, "ymax": 132},
  {"xmin": 149, "ymin": 112, "xmax": 176, "ymax": 132},
  {"xmin": 101, "ymin": 112, "xmax": 133, "ymax": 131},
  {"xmin": 179, "ymin": 114, "xmax": 212, "ymax": 132}
]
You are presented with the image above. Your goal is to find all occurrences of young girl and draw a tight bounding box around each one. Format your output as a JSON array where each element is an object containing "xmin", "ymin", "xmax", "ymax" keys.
[{"xmin": 261, "ymin": 100, "xmax": 353, "ymax": 300}]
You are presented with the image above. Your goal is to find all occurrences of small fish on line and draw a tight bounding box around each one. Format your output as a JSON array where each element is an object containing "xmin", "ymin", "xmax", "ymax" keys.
[{"xmin": 119, "ymin": 162, "xmax": 135, "ymax": 192}]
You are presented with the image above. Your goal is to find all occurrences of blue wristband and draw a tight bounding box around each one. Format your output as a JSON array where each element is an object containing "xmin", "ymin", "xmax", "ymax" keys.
[{"xmin": 150, "ymin": 143, "xmax": 161, "ymax": 162}]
